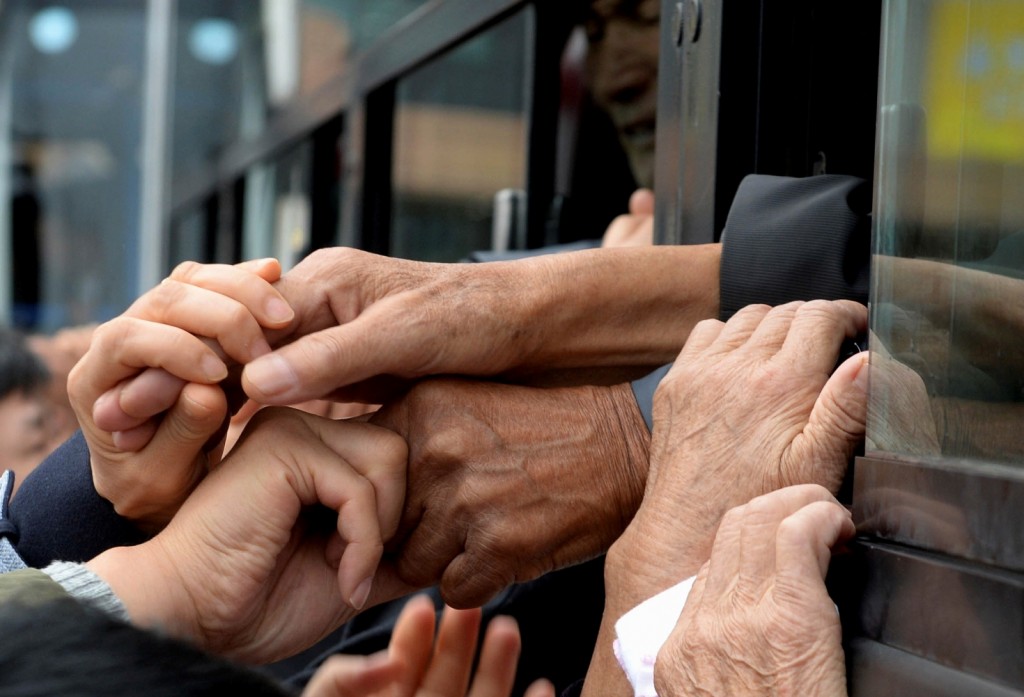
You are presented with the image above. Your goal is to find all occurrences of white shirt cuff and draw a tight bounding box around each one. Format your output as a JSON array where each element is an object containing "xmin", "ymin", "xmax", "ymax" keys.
[{"xmin": 612, "ymin": 576, "xmax": 695, "ymax": 697}]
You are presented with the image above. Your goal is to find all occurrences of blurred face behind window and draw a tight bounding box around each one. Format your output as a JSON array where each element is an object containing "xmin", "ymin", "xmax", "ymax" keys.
[
  {"xmin": 0, "ymin": 390, "xmax": 63, "ymax": 493},
  {"xmin": 584, "ymin": 0, "xmax": 660, "ymax": 188}
]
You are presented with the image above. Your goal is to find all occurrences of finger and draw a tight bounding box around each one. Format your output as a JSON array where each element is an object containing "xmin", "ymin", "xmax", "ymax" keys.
[
  {"xmin": 419, "ymin": 606, "xmax": 483, "ymax": 697},
  {"xmin": 794, "ymin": 351, "xmax": 869, "ymax": 491},
  {"xmin": 523, "ymin": 679, "xmax": 556, "ymax": 697},
  {"xmin": 778, "ymin": 300, "xmax": 868, "ymax": 375},
  {"xmin": 72, "ymin": 319, "xmax": 227, "ymax": 410},
  {"xmin": 99, "ymin": 382, "xmax": 227, "ymax": 522},
  {"xmin": 167, "ymin": 258, "xmax": 294, "ymax": 328},
  {"xmin": 117, "ymin": 368, "xmax": 188, "ymax": 421},
  {"xmin": 711, "ymin": 303, "xmax": 774, "ymax": 352},
  {"xmin": 301, "ymin": 652, "xmax": 402, "ymax": 697},
  {"xmin": 774, "ymin": 500, "xmax": 855, "ymax": 588},
  {"xmin": 741, "ymin": 301, "xmax": 804, "ymax": 355},
  {"xmin": 392, "ymin": 508, "xmax": 467, "ymax": 593},
  {"xmin": 716, "ymin": 485, "xmax": 842, "ymax": 599},
  {"xmin": 243, "ymin": 302, "xmax": 436, "ymax": 404},
  {"xmin": 466, "ymin": 616, "xmax": 523, "ymax": 697},
  {"xmin": 302, "ymin": 418, "xmax": 408, "ymax": 608},
  {"xmin": 700, "ymin": 504, "xmax": 745, "ymax": 600},
  {"xmin": 111, "ymin": 420, "xmax": 159, "ymax": 452},
  {"xmin": 629, "ymin": 188, "xmax": 655, "ymax": 216},
  {"xmin": 124, "ymin": 281, "xmax": 276, "ymax": 364},
  {"xmin": 388, "ymin": 595, "xmax": 439, "ymax": 697},
  {"xmin": 674, "ymin": 317, "xmax": 725, "ymax": 358}
]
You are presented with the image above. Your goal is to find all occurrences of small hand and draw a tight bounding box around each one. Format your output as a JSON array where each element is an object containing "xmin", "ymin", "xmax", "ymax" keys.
[
  {"xmin": 68, "ymin": 259, "xmax": 293, "ymax": 527},
  {"xmin": 87, "ymin": 408, "xmax": 411, "ymax": 663},
  {"xmin": 303, "ymin": 595, "xmax": 556, "ymax": 697}
]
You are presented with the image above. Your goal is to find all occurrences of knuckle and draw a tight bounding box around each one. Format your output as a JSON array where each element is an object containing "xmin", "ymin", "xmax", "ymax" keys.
[{"xmin": 169, "ymin": 260, "xmax": 202, "ymax": 282}]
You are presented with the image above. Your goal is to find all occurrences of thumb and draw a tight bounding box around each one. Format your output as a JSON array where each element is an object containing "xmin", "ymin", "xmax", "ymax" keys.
[
  {"xmin": 629, "ymin": 188, "xmax": 655, "ymax": 216},
  {"xmin": 243, "ymin": 315, "xmax": 420, "ymax": 405},
  {"xmin": 148, "ymin": 382, "xmax": 228, "ymax": 459},
  {"xmin": 797, "ymin": 352, "xmax": 869, "ymax": 489}
]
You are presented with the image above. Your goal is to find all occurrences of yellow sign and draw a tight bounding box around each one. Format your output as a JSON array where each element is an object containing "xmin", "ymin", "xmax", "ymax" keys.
[{"xmin": 927, "ymin": 1, "xmax": 1024, "ymax": 161}]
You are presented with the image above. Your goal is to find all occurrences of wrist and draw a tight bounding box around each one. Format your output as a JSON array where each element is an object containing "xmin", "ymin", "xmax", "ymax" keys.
[
  {"xmin": 521, "ymin": 246, "xmax": 721, "ymax": 370},
  {"xmin": 604, "ymin": 382, "xmax": 650, "ymax": 527},
  {"xmin": 85, "ymin": 538, "xmax": 199, "ymax": 644}
]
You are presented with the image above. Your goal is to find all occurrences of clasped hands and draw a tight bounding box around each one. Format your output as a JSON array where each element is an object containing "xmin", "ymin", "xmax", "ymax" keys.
[{"xmin": 68, "ymin": 249, "xmax": 870, "ymax": 693}]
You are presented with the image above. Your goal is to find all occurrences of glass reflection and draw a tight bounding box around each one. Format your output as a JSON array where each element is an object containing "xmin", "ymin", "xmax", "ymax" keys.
[
  {"xmin": 391, "ymin": 10, "xmax": 530, "ymax": 261},
  {"xmin": 870, "ymin": 0, "xmax": 1024, "ymax": 465}
]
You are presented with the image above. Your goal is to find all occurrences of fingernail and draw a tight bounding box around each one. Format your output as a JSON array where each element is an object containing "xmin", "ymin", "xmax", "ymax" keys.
[
  {"xmin": 351, "ymin": 577, "xmax": 373, "ymax": 610},
  {"xmin": 245, "ymin": 355, "xmax": 296, "ymax": 398},
  {"xmin": 264, "ymin": 297, "xmax": 294, "ymax": 325},
  {"xmin": 853, "ymin": 354, "xmax": 870, "ymax": 392},
  {"xmin": 201, "ymin": 354, "xmax": 228, "ymax": 382}
]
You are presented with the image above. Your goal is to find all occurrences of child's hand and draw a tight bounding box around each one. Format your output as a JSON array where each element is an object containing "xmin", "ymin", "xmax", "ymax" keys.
[
  {"xmin": 68, "ymin": 259, "xmax": 294, "ymax": 529},
  {"xmin": 302, "ymin": 594, "xmax": 556, "ymax": 697}
]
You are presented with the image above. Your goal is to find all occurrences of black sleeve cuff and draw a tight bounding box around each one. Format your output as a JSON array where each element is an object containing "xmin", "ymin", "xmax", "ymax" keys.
[
  {"xmin": 10, "ymin": 431, "xmax": 147, "ymax": 567},
  {"xmin": 719, "ymin": 174, "xmax": 871, "ymax": 321}
]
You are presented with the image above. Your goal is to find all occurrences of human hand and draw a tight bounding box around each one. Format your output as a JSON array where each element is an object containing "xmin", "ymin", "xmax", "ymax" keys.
[
  {"xmin": 370, "ymin": 377, "xmax": 648, "ymax": 608},
  {"xmin": 86, "ymin": 408, "xmax": 411, "ymax": 663},
  {"xmin": 619, "ymin": 300, "xmax": 868, "ymax": 579},
  {"xmin": 68, "ymin": 259, "xmax": 294, "ymax": 528},
  {"xmin": 303, "ymin": 595, "xmax": 555, "ymax": 697},
  {"xmin": 237, "ymin": 244, "xmax": 721, "ymax": 405},
  {"xmin": 584, "ymin": 302, "xmax": 866, "ymax": 697},
  {"xmin": 602, "ymin": 189, "xmax": 654, "ymax": 248},
  {"xmin": 655, "ymin": 485, "xmax": 852, "ymax": 697}
]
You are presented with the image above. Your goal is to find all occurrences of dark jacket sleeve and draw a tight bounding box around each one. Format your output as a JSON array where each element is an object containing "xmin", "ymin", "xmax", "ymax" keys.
[
  {"xmin": 718, "ymin": 173, "xmax": 871, "ymax": 320},
  {"xmin": 630, "ymin": 174, "xmax": 872, "ymax": 428},
  {"xmin": 9, "ymin": 431, "xmax": 147, "ymax": 567}
]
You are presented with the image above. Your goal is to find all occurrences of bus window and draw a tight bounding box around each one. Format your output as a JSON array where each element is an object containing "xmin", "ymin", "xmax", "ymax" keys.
[
  {"xmin": 848, "ymin": 3, "xmax": 1024, "ymax": 691},
  {"xmin": 390, "ymin": 9, "xmax": 531, "ymax": 262},
  {"xmin": 241, "ymin": 141, "xmax": 314, "ymax": 271},
  {"xmin": 870, "ymin": 0, "xmax": 1024, "ymax": 466},
  {"xmin": 2, "ymin": 2, "xmax": 147, "ymax": 330}
]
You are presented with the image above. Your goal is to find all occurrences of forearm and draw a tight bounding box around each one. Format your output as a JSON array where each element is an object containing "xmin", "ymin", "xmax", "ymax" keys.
[
  {"xmin": 582, "ymin": 508, "xmax": 709, "ymax": 697},
  {"xmin": 515, "ymin": 245, "xmax": 720, "ymax": 371}
]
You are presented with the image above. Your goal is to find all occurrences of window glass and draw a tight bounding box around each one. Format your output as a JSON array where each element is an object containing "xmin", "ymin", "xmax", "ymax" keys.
[
  {"xmin": 391, "ymin": 10, "xmax": 530, "ymax": 261},
  {"xmin": 2, "ymin": 1, "xmax": 146, "ymax": 330},
  {"xmin": 171, "ymin": 1, "xmax": 260, "ymax": 183},
  {"xmin": 170, "ymin": 0, "xmax": 428, "ymax": 184},
  {"xmin": 242, "ymin": 141, "xmax": 313, "ymax": 271},
  {"xmin": 869, "ymin": 0, "xmax": 1024, "ymax": 465}
]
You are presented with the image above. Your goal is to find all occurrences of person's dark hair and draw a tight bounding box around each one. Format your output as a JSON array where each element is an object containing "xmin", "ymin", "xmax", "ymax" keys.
[
  {"xmin": 0, "ymin": 328, "xmax": 49, "ymax": 399},
  {"xmin": 0, "ymin": 597, "xmax": 295, "ymax": 696}
]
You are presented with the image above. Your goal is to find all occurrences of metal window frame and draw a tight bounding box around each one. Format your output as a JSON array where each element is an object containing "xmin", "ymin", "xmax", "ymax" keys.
[{"xmin": 169, "ymin": 0, "xmax": 540, "ymax": 261}]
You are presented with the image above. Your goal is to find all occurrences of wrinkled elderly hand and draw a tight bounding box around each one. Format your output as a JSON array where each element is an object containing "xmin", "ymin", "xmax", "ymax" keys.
[
  {"xmin": 232, "ymin": 245, "xmax": 720, "ymax": 405},
  {"xmin": 626, "ymin": 300, "xmax": 868, "ymax": 573},
  {"xmin": 586, "ymin": 301, "xmax": 867, "ymax": 697},
  {"xmin": 656, "ymin": 485, "xmax": 852, "ymax": 697},
  {"xmin": 370, "ymin": 377, "xmax": 649, "ymax": 608}
]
